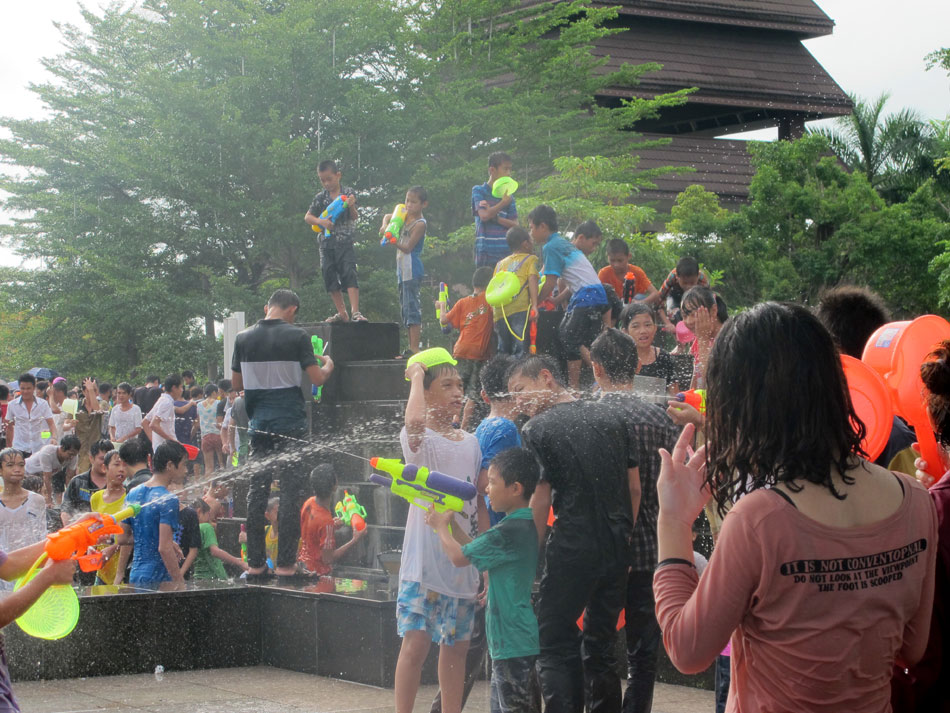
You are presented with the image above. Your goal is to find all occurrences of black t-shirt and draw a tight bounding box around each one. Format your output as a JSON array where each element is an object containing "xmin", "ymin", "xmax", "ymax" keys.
[
  {"xmin": 62, "ymin": 470, "xmax": 105, "ymax": 517},
  {"xmin": 175, "ymin": 506, "xmax": 202, "ymax": 579},
  {"xmin": 133, "ymin": 385, "xmax": 162, "ymax": 415},
  {"xmin": 521, "ymin": 399, "xmax": 638, "ymax": 563},
  {"xmin": 638, "ymin": 349, "xmax": 681, "ymax": 390},
  {"xmin": 124, "ymin": 468, "xmax": 152, "ymax": 493}
]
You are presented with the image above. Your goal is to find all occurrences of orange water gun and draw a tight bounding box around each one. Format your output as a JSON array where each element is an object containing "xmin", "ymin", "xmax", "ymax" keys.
[
  {"xmin": 45, "ymin": 505, "xmax": 141, "ymax": 572},
  {"xmin": 673, "ymin": 389, "xmax": 706, "ymax": 414},
  {"xmin": 529, "ymin": 310, "xmax": 538, "ymax": 355}
]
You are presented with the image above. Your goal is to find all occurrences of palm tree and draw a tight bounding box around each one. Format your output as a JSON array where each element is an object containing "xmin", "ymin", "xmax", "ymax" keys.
[{"xmin": 809, "ymin": 92, "xmax": 933, "ymax": 200}]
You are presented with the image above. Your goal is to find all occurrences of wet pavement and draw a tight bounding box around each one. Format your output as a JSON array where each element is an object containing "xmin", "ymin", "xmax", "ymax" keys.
[{"xmin": 15, "ymin": 664, "xmax": 713, "ymax": 712}]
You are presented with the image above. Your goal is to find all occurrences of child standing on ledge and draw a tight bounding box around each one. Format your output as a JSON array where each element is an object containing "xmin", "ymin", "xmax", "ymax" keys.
[
  {"xmin": 380, "ymin": 186, "xmax": 428, "ymax": 357},
  {"xmin": 299, "ymin": 464, "xmax": 365, "ymax": 576}
]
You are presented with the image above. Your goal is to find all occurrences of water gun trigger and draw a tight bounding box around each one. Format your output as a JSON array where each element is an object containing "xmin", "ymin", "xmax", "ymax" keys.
[{"xmin": 74, "ymin": 551, "xmax": 105, "ymax": 573}]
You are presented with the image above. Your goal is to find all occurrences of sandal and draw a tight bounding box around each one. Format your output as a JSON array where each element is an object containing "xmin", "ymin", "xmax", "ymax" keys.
[
  {"xmin": 395, "ymin": 349, "xmax": 415, "ymax": 360},
  {"xmin": 351, "ymin": 311, "xmax": 368, "ymax": 322},
  {"xmin": 324, "ymin": 312, "xmax": 348, "ymax": 323}
]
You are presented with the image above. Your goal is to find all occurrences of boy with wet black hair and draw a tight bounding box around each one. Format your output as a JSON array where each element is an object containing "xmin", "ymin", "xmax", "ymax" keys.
[
  {"xmin": 507, "ymin": 354, "xmax": 639, "ymax": 713},
  {"xmin": 650, "ymin": 256, "xmax": 709, "ymax": 331},
  {"xmin": 305, "ymin": 159, "xmax": 363, "ymax": 323},
  {"xmin": 473, "ymin": 151, "xmax": 519, "ymax": 268},
  {"xmin": 395, "ymin": 352, "xmax": 484, "ymax": 713},
  {"xmin": 427, "ymin": 447, "xmax": 542, "ymax": 713},
  {"xmin": 590, "ymin": 328, "xmax": 679, "ymax": 713},
  {"xmin": 299, "ymin": 464, "xmax": 365, "ymax": 576}
]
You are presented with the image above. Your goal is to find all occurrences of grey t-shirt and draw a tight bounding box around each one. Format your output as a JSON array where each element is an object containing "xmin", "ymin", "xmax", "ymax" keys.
[{"xmin": 24, "ymin": 444, "xmax": 77, "ymax": 475}]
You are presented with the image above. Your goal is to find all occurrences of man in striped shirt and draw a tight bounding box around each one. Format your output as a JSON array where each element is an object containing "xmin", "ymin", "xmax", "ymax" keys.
[{"xmin": 230, "ymin": 289, "xmax": 334, "ymax": 578}]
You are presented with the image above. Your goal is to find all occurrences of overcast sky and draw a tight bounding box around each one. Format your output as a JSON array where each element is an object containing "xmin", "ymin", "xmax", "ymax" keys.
[{"xmin": 1, "ymin": 0, "xmax": 948, "ymax": 265}]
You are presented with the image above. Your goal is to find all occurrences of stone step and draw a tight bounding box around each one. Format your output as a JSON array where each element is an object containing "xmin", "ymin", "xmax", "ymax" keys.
[
  {"xmin": 314, "ymin": 360, "xmax": 410, "ymax": 404},
  {"xmin": 298, "ymin": 321, "xmax": 400, "ymax": 364}
]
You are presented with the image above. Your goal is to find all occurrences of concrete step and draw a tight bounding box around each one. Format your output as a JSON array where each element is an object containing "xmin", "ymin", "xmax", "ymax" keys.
[
  {"xmin": 314, "ymin": 360, "xmax": 410, "ymax": 404},
  {"xmin": 298, "ymin": 321, "xmax": 400, "ymax": 364}
]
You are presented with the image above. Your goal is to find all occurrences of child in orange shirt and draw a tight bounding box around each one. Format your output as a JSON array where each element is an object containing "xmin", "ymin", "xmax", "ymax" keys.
[
  {"xmin": 437, "ymin": 266, "xmax": 495, "ymax": 430},
  {"xmin": 299, "ymin": 464, "xmax": 365, "ymax": 576},
  {"xmin": 598, "ymin": 238, "xmax": 657, "ymax": 306}
]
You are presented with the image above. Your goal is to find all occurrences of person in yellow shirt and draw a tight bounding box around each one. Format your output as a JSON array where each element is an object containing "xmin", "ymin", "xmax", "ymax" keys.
[
  {"xmin": 491, "ymin": 227, "xmax": 539, "ymax": 357},
  {"xmin": 89, "ymin": 451, "xmax": 130, "ymax": 585}
]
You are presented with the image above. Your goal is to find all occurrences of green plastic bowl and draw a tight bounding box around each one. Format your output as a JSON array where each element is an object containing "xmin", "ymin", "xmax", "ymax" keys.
[
  {"xmin": 405, "ymin": 347, "xmax": 457, "ymax": 381},
  {"xmin": 491, "ymin": 177, "xmax": 518, "ymax": 199}
]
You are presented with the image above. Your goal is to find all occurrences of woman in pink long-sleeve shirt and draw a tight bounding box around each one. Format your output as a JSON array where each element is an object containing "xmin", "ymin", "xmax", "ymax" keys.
[{"xmin": 653, "ymin": 302, "xmax": 937, "ymax": 713}]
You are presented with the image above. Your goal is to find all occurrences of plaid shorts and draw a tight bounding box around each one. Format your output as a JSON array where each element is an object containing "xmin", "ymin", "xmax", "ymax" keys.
[{"xmin": 396, "ymin": 580, "xmax": 477, "ymax": 645}]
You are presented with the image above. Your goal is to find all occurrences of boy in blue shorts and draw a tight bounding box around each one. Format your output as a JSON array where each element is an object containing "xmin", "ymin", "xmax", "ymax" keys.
[
  {"xmin": 114, "ymin": 441, "xmax": 187, "ymax": 585},
  {"xmin": 473, "ymin": 152, "xmax": 519, "ymax": 268},
  {"xmin": 427, "ymin": 447, "xmax": 542, "ymax": 713},
  {"xmin": 530, "ymin": 205, "xmax": 609, "ymax": 389},
  {"xmin": 395, "ymin": 351, "xmax": 484, "ymax": 713},
  {"xmin": 380, "ymin": 186, "xmax": 428, "ymax": 357}
]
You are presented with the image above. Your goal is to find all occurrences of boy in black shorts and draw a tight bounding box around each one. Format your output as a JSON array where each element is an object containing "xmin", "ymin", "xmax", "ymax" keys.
[{"xmin": 305, "ymin": 160, "xmax": 365, "ymax": 322}]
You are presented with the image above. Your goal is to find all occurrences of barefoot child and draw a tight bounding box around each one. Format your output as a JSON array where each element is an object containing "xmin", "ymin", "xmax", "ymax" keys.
[
  {"xmin": 192, "ymin": 499, "xmax": 248, "ymax": 580},
  {"xmin": 394, "ymin": 351, "xmax": 484, "ymax": 713},
  {"xmin": 381, "ymin": 186, "xmax": 428, "ymax": 357},
  {"xmin": 426, "ymin": 447, "xmax": 542, "ymax": 713},
  {"xmin": 299, "ymin": 465, "xmax": 366, "ymax": 576}
]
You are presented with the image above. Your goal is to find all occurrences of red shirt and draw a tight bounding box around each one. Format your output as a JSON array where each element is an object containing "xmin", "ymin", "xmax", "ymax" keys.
[
  {"xmin": 655, "ymin": 473, "xmax": 937, "ymax": 713},
  {"xmin": 446, "ymin": 292, "xmax": 494, "ymax": 361},
  {"xmin": 598, "ymin": 264, "xmax": 651, "ymax": 301},
  {"xmin": 299, "ymin": 497, "xmax": 335, "ymax": 575}
]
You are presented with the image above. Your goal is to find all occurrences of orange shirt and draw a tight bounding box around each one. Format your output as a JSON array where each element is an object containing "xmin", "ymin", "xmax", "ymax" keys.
[
  {"xmin": 298, "ymin": 497, "xmax": 335, "ymax": 575},
  {"xmin": 598, "ymin": 264, "xmax": 652, "ymax": 300},
  {"xmin": 446, "ymin": 292, "xmax": 494, "ymax": 361}
]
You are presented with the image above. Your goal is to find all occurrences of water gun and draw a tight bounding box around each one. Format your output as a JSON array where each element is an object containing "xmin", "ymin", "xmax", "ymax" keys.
[
  {"xmin": 380, "ymin": 203, "xmax": 407, "ymax": 245},
  {"xmin": 311, "ymin": 335, "xmax": 326, "ymax": 401},
  {"xmin": 240, "ymin": 523, "xmax": 247, "ymax": 563},
  {"xmin": 673, "ymin": 389, "xmax": 706, "ymax": 414},
  {"xmin": 334, "ymin": 490, "xmax": 367, "ymax": 532},
  {"xmin": 437, "ymin": 282, "xmax": 451, "ymax": 334},
  {"xmin": 622, "ymin": 271, "xmax": 638, "ymax": 303},
  {"xmin": 43, "ymin": 504, "xmax": 141, "ymax": 572},
  {"xmin": 369, "ymin": 457, "xmax": 477, "ymax": 515},
  {"xmin": 310, "ymin": 194, "xmax": 349, "ymax": 238},
  {"xmin": 529, "ymin": 310, "xmax": 538, "ymax": 355}
]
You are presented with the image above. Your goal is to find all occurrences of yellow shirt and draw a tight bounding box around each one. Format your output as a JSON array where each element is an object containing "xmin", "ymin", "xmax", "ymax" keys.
[
  {"xmin": 265, "ymin": 525, "xmax": 278, "ymax": 565},
  {"xmin": 90, "ymin": 489, "xmax": 127, "ymax": 585},
  {"xmin": 491, "ymin": 252, "xmax": 539, "ymax": 322}
]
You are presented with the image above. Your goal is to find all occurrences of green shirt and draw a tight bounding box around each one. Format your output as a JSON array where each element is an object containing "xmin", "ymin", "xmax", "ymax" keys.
[
  {"xmin": 193, "ymin": 522, "xmax": 228, "ymax": 580},
  {"xmin": 461, "ymin": 507, "xmax": 539, "ymax": 660}
]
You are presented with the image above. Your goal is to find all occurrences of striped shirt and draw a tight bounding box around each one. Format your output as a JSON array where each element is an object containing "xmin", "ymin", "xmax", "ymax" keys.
[{"xmin": 231, "ymin": 319, "xmax": 317, "ymax": 433}]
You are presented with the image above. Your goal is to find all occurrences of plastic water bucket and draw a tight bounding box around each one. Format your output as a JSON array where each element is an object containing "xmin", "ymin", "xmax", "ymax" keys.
[
  {"xmin": 485, "ymin": 271, "xmax": 521, "ymax": 307},
  {"xmin": 405, "ymin": 347, "xmax": 457, "ymax": 381},
  {"xmin": 183, "ymin": 443, "xmax": 200, "ymax": 460},
  {"xmin": 491, "ymin": 176, "xmax": 518, "ymax": 198},
  {"xmin": 840, "ymin": 355, "xmax": 893, "ymax": 461}
]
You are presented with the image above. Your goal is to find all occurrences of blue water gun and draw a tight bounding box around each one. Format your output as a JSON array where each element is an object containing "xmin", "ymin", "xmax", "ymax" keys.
[{"xmin": 310, "ymin": 194, "xmax": 350, "ymax": 239}]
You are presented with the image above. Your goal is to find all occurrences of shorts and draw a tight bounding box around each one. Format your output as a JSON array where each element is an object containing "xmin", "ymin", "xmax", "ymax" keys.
[
  {"xmin": 320, "ymin": 242, "xmax": 359, "ymax": 293},
  {"xmin": 558, "ymin": 305, "xmax": 606, "ymax": 361},
  {"xmin": 491, "ymin": 656, "xmax": 542, "ymax": 713},
  {"xmin": 399, "ymin": 278, "xmax": 422, "ymax": 327},
  {"xmin": 201, "ymin": 433, "xmax": 222, "ymax": 451},
  {"xmin": 456, "ymin": 358, "xmax": 485, "ymax": 401},
  {"xmin": 396, "ymin": 580, "xmax": 477, "ymax": 646}
]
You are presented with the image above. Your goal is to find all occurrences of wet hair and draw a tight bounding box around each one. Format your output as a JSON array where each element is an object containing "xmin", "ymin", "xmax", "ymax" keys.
[
  {"xmin": 506, "ymin": 354, "xmax": 565, "ymax": 388},
  {"xmin": 488, "ymin": 151, "xmax": 512, "ymax": 169},
  {"xmin": 267, "ymin": 289, "xmax": 300, "ymax": 311},
  {"xmin": 192, "ymin": 498, "xmax": 211, "ymax": 514},
  {"xmin": 922, "ymin": 340, "xmax": 950, "ymax": 449},
  {"xmin": 117, "ymin": 382, "xmax": 133, "ymax": 394},
  {"xmin": 590, "ymin": 328, "xmax": 639, "ymax": 383},
  {"xmin": 473, "ymin": 266, "xmax": 493, "ymax": 290},
  {"xmin": 681, "ymin": 286, "xmax": 728, "ymax": 323},
  {"xmin": 816, "ymin": 285, "xmax": 889, "ymax": 359},
  {"xmin": 204, "ymin": 383, "xmax": 218, "ymax": 397},
  {"xmin": 52, "ymin": 381, "xmax": 67, "ymax": 395},
  {"xmin": 98, "ymin": 382, "xmax": 112, "ymax": 395},
  {"xmin": 310, "ymin": 464, "xmax": 337, "ymax": 499},
  {"xmin": 318, "ymin": 159, "xmax": 339, "ymax": 174},
  {"xmin": 506, "ymin": 226, "xmax": 531, "ymax": 252},
  {"xmin": 606, "ymin": 238, "xmax": 629, "ymax": 256},
  {"xmin": 423, "ymin": 363, "xmax": 459, "ymax": 390},
  {"xmin": 17, "ymin": 373, "xmax": 36, "ymax": 386},
  {"xmin": 104, "ymin": 450, "xmax": 124, "ymax": 468},
  {"xmin": 164, "ymin": 373, "xmax": 183, "ymax": 392},
  {"xmin": 527, "ymin": 205, "xmax": 558, "ymax": 233},
  {"xmin": 89, "ymin": 439, "xmax": 115, "ymax": 459},
  {"xmin": 154, "ymin": 441, "xmax": 187, "ymax": 472},
  {"xmin": 60, "ymin": 435, "xmax": 81, "ymax": 452},
  {"xmin": 217, "ymin": 379, "xmax": 232, "ymax": 393},
  {"xmin": 480, "ymin": 354, "xmax": 517, "ymax": 400},
  {"xmin": 119, "ymin": 437, "xmax": 150, "ymax": 466},
  {"xmin": 407, "ymin": 185, "xmax": 428, "ymax": 203},
  {"xmin": 146, "ymin": 375, "xmax": 160, "ymax": 385},
  {"xmin": 676, "ymin": 256, "xmax": 699, "ymax": 278},
  {"xmin": 575, "ymin": 220, "xmax": 602, "ymax": 240},
  {"xmin": 704, "ymin": 302, "xmax": 867, "ymax": 515},
  {"xmin": 0, "ymin": 448, "xmax": 24, "ymax": 468},
  {"xmin": 190, "ymin": 386, "xmax": 204, "ymax": 399},
  {"xmin": 619, "ymin": 302, "xmax": 656, "ymax": 331},
  {"xmin": 490, "ymin": 448, "xmax": 540, "ymax": 500}
]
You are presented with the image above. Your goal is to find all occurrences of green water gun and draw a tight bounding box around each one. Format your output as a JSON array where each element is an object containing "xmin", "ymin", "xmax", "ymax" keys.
[
  {"xmin": 369, "ymin": 457, "xmax": 477, "ymax": 515},
  {"xmin": 311, "ymin": 335, "xmax": 326, "ymax": 401},
  {"xmin": 334, "ymin": 490, "xmax": 367, "ymax": 531}
]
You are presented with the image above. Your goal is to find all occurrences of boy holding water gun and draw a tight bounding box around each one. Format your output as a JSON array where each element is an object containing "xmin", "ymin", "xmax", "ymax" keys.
[
  {"xmin": 304, "ymin": 160, "xmax": 364, "ymax": 323},
  {"xmin": 379, "ymin": 186, "xmax": 428, "ymax": 358},
  {"xmin": 426, "ymin": 447, "xmax": 542, "ymax": 713},
  {"xmin": 298, "ymin": 464, "xmax": 365, "ymax": 576},
  {"xmin": 394, "ymin": 352, "xmax": 484, "ymax": 713}
]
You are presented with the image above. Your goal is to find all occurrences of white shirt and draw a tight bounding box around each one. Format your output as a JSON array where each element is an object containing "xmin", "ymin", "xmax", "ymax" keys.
[
  {"xmin": 398, "ymin": 427, "xmax": 482, "ymax": 599},
  {"xmin": 0, "ymin": 491, "xmax": 47, "ymax": 591},
  {"xmin": 24, "ymin": 444, "xmax": 78, "ymax": 475},
  {"xmin": 6, "ymin": 396, "xmax": 54, "ymax": 453},
  {"xmin": 145, "ymin": 393, "xmax": 176, "ymax": 450},
  {"xmin": 109, "ymin": 403, "xmax": 143, "ymax": 441}
]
